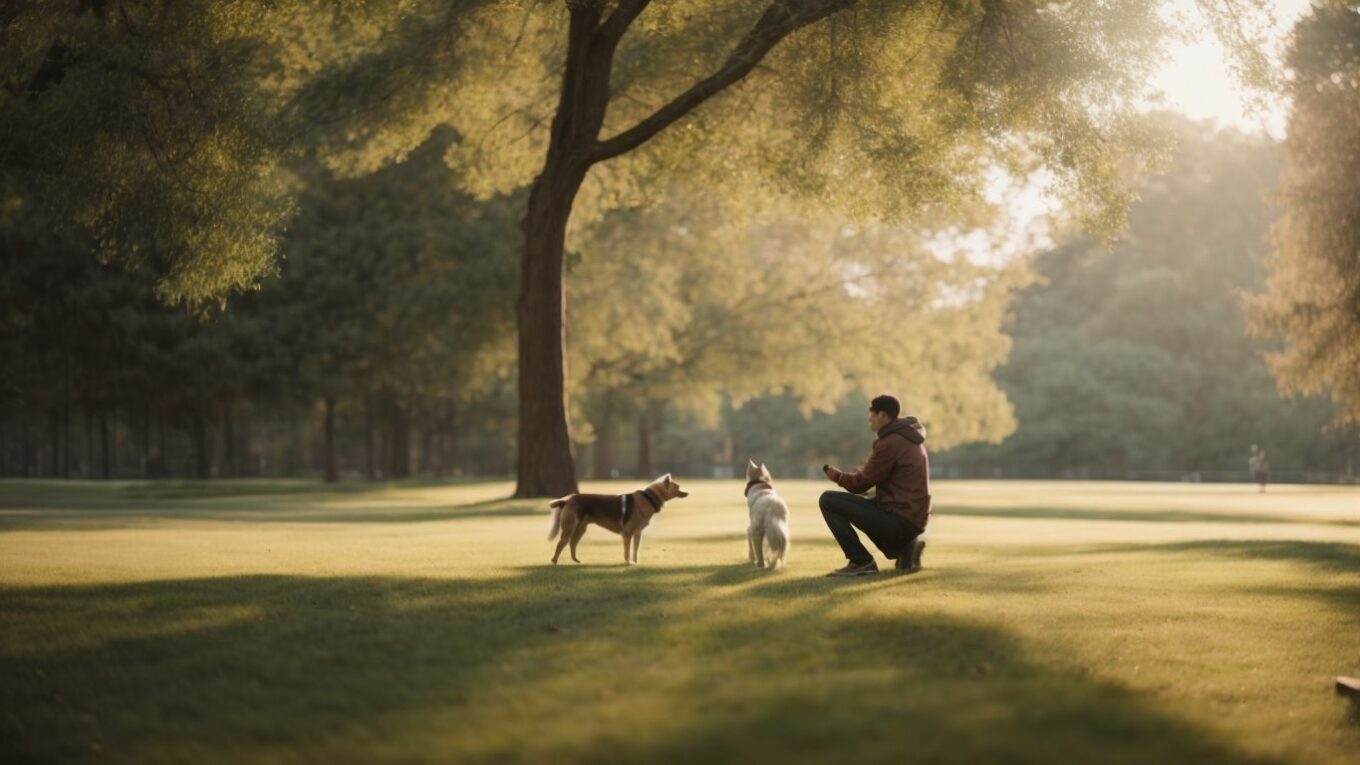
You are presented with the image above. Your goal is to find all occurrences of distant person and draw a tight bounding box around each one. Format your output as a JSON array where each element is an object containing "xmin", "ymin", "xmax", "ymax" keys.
[
  {"xmin": 1249, "ymin": 445, "xmax": 1269, "ymax": 493},
  {"xmin": 819, "ymin": 394, "xmax": 930, "ymax": 576}
]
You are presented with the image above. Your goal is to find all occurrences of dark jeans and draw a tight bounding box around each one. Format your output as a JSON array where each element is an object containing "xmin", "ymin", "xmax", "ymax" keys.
[{"xmin": 819, "ymin": 491, "xmax": 920, "ymax": 565}]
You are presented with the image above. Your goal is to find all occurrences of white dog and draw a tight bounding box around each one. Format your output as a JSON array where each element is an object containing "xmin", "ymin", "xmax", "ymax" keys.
[{"xmin": 744, "ymin": 460, "xmax": 790, "ymax": 569}]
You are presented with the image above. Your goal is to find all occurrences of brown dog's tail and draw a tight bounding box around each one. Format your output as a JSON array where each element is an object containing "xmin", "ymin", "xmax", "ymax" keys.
[{"xmin": 547, "ymin": 496, "xmax": 572, "ymax": 540}]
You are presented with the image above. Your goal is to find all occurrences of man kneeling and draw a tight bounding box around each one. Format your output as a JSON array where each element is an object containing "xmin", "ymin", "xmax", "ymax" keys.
[{"xmin": 820, "ymin": 394, "xmax": 930, "ymax": 576}]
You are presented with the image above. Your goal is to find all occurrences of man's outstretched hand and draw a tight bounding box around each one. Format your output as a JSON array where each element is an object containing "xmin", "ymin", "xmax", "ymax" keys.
[{"xmin": 822, "ymin": 464, "xmax": 843, "ymax": 482}]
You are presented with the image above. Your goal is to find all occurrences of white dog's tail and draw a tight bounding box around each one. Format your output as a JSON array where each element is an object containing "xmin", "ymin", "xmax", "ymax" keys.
[
  {"xmin": 765, "ymin": 517, "xmax": 790, "ymax": 568},
  {"xmin": 546, "ymin": 496, "xmax": 572, "ymax": 540}
]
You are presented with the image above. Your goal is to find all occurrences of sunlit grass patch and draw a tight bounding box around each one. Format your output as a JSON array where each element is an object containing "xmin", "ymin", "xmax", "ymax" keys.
[{"xmin": 1, "ymin": 479, "xmax": 1357, "ymax": 763}]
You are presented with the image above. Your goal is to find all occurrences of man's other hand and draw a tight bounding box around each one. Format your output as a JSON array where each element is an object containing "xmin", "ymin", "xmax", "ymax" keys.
[{"xmin": 822, "ymin": 464, "xmax": 843, "ymax": 482}]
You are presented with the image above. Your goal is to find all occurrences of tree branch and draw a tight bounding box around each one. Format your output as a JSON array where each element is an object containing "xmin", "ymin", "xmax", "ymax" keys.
[
  {"xmin": 596, "ymin": 0, "xmax": 653, "ymax": 49},
  {"xmin": 588, "ymin": 0, "xmax": 857, "ymax": 164}
]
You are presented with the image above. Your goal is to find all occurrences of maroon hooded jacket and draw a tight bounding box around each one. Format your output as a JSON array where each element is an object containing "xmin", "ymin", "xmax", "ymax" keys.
[{"xmin": 834, "ymin": 416, "xmax": 931, "ymax": 532}]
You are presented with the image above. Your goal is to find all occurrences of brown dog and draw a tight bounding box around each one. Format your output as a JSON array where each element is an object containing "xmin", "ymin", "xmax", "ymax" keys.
[{"xmin": 547, "ymin": 474, "xmax": 689, "ymax": 565}]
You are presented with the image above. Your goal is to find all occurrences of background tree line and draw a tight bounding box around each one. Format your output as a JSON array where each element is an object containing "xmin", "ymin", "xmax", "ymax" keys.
[
  {"xmin": 0, "ymin": 127, "xmax": 523, "ymax": 481},
  {"xmin": 4, "ymin": 114, "xmax": 1356, "ymax": 482},
  {"xmin": 940, "ymin": 117, "xmax": 1359, "ymax": 481},
  {"xmin": 5, "ymin": 1, "xmax": 1356, "ymax": 485}
]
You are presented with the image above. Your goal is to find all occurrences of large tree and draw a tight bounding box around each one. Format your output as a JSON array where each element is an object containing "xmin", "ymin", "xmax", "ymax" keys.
[
  {"xmin": 415, "ymin": 0, "xmax": 1274, "ymax": 496},
  {"xmin": 1248, "ymin": 1, "xmax": 1360, "ymax": 426},
  {"xmin": 4, "ymin": 1, "xmax": 1276, "ymax": 495},
  {"xmin": 1, "ymin": 0, "xmax": 473, "ymax": 304},
  {"xmin": 0, "ymin": 0, "xmax": 302, "ymax": 303}
]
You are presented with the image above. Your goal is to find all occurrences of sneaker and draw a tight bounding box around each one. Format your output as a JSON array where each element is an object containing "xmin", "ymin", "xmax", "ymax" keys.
[
  {"xmin": 826, "ymin": 560, "xmax": 879, "ymax": 577},
  {"xmin": 896, "ymin": 539, "xmax": 926, "ymax": 573}
]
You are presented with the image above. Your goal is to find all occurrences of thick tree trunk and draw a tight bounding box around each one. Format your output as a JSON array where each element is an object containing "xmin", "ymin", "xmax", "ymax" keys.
[
  {"xmin": 322, "ymin": 395, "xmax": 338, "ymax": 483},
  {"xmin": 514, "ymin": 161, "xmax": 588, "ymax": 497},
  {"xmin": 511, "ymin": 0, "xmax": 852, "ymax": 494},
  {"xmin": 512, "ymin": 4, "xmax": 621, "ymax": 498}
]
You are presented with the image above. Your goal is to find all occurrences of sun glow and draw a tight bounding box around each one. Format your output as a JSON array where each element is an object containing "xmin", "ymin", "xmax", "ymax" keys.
[
  {"xmin": 1150, "ymin": 0, "xmax": 1312, "ymax": 138},
  {"xmin": 950, "ymin": 1, "xmax": 1314, "ymax": 266}
]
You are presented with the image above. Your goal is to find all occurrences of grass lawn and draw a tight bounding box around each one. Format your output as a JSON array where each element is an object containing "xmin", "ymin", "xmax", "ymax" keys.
[{"xmin": 2, "ymin": 478, "xmax": 1358, "ymax": 764}]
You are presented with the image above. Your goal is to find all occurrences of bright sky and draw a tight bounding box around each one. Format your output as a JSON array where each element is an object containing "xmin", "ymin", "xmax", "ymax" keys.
[
  {"xmin": 930, "ymin": 1, "xmax": 1313, "ymax": 266},
  {"xmin": 1151, "ymin": 0, "xmax": 1312, "ymax": 138}
]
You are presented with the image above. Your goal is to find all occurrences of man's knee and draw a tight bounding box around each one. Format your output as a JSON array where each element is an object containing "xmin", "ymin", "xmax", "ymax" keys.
[{"xmin": 819, "ymin": 491, "xmax": 842, "ymax": 514}]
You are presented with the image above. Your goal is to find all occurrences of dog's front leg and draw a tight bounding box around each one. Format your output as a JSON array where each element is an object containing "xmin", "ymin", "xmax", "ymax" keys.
[
  {"xmin": 750, "ymin": 527, "xmax": 766, "ymax": 568},
  {"xmin": 631, "ymin": 533, "xmax": 641, "ymax": 565},
  {"xmin": 747, "ymin": 526, "xmax": 758, "ymax": 565},
  {"xmin": 622, "ymin": 532, "xmax": 634, "ymax": 565}
]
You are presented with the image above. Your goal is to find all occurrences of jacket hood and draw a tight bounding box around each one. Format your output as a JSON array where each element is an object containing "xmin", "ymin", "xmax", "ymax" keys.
[{"xmin": 879, "ymin": 416, "xmax": 926, "ymax": 445}]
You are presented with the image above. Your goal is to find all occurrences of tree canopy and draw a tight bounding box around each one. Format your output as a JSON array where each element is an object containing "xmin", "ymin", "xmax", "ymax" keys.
[
  {"xmin": 2, "ymin": 0, "xmax": 1307, "ymax": 490},
  {"xmin": 3, "ymin": 0, "xmax": 1278, "ymax": 305},
  {"xmin": 568, "ymin": 188, "xmax": 1021, "ymax": 450},
  {"xmin": 1248, "ymin": 1, "xmax": 1360, "ymax": 426},
  {"xmin": 944, "ymin": 117, "xmax": 1357, "ymax": 478}
]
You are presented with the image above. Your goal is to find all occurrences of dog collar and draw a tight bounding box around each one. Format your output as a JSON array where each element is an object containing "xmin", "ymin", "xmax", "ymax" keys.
[
  {"xmin": 639, "ymin": 488, "xmax": 664, "ymax": 513},
  {"xmin": 622, "ymin": 488, "xmax": 664, "ymax": 526},
  {"xmin": 744, "ymin": 479, "xmax": 772, "ymax": 496}
]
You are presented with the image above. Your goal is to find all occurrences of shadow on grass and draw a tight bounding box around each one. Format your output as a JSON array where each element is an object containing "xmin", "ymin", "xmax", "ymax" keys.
[
  {"xmin": 659, "ymin": 535, "xmax": 1035, "ymax": 597},
  {"xmin": 935, "ymin": 505, "xmax": 1360, "ymax": 528},
  {"xmin": 0, "ymin": 488, "xmax": 543, "ymax": 532},
  {"xmin": 1070, "ymin": 539, "xmax": 1360, "ymax": 631},
  {"xmin": 1091, "ymin": 539, "xmax": 1360, "ymax": 572},
  {"xmin": 0, "ymin": 478, "xmax": 465, "ymax": 508},
  {"xmin": 118, "ymin": 478, "xmax": 487, "ymax": 500},
  {"xmin": 1, "ymin": 568, "xmax": 1282, "ymax": 764},
  {"xmin": 219, "ymin": 499, "xmax": 546, "ymax": 525}
]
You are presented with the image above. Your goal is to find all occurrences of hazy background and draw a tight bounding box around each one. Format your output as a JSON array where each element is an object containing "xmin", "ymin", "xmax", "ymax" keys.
[{"xmin": 2, "ymin": 0, "xmax": 1356, "ymax": 485}]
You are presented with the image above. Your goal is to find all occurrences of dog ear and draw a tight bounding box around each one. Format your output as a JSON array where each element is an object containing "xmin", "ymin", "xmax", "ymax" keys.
[
  {"xmin": 747, "ymin": 458, "xmax": 757, "ymax": 469},
  {"xmin": 662, "ymin": 472, "xmax": 673, "ymax": 484}
]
